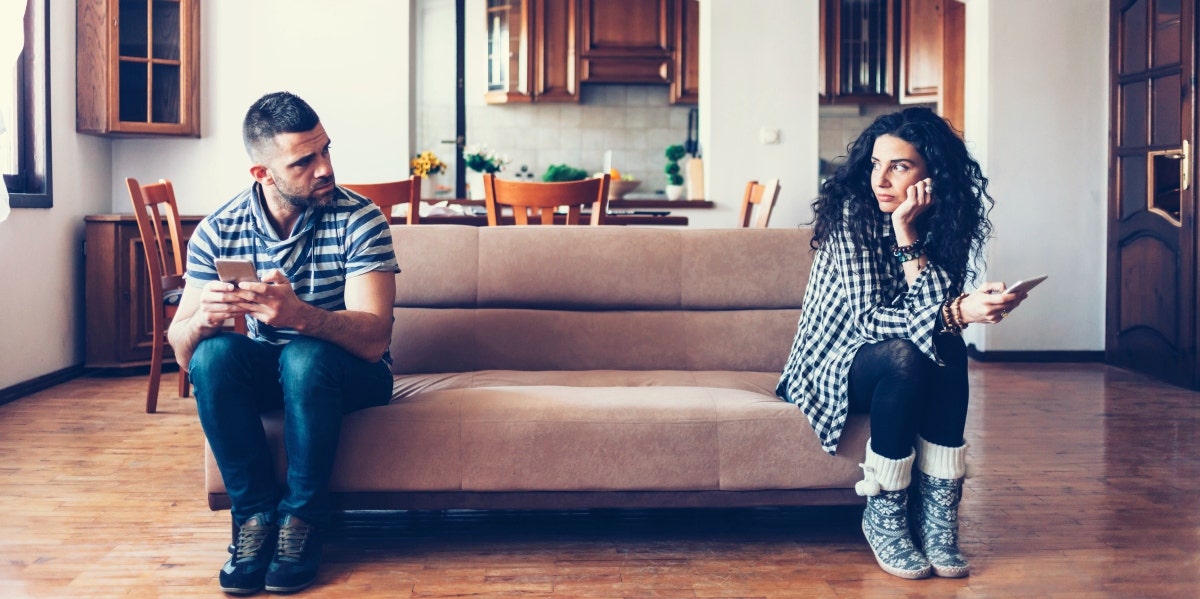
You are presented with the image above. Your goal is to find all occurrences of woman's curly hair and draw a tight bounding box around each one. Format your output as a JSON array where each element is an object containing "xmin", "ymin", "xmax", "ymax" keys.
[{"xmin": 811, "ymin": 106, "xmax": 993, "ymax": 287}]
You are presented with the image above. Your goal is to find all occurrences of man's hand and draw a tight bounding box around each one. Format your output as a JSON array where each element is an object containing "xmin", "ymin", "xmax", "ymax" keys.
[
  {"xmin": 194, "ymin": 280, "xmax": 253, "ymax": 331},
  {"xmin": 234, "ymin": 269, "xmax": 312, "ymax": 329}
]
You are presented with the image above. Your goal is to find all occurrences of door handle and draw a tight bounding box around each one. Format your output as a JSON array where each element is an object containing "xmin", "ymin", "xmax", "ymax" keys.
[{"xmin": 1163, "ymin": 140, "xmax": 1189, "ymax": 190}]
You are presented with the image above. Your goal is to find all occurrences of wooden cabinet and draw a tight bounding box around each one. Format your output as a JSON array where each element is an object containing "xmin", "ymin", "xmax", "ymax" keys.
[
  {"xmin": 486, "ymin": 0, "xmax": 579, "ymax": 103},
  {"xmin": 899, "ymin": 0, "xmax": 942, "ymax": 104},
  {"xmin": 821, "ymin": 0, "xmax": 964, "ymax": 125},
  {"xmin": 76, "ymin": 0, "xmax": 200, "ymax": 137},
  {"xmin": 580, "ymin": 0, "xmax": 672, "ymax": 84},
  {"xmin": 485, "ymin": 0, "xmax": 696, "ymax": 103},
  {"xmin": 84, "ymin": 214, "xmax": 199, "ymax": 369},
  {"xmin": 670, "ymin": 0, "xmax": 699, "ymax": 104},
  {"xmin": 822, "ymin": 0, "xmax": 898, "ymax": 104}
]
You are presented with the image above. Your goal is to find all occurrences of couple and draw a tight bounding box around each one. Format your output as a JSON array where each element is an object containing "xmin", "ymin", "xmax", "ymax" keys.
[{"xmin": 175, "ymin": 92, "xmax": 1024, "ymax": 593}]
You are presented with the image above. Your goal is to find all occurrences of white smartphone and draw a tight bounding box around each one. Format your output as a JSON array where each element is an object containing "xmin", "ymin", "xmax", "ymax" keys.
[
  {"xmin": 1004, "ymin": 274, "xmax": 1048, "ymax": 295},
  {"xmin": 214, "ymin": 258, "xmax": 260, "ymax": 284}
]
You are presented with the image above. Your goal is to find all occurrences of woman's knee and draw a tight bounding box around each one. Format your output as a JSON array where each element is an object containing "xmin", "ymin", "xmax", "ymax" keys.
[{"xmin": 873, "ymin": 339, "xmax": 934, "ymax": 379}]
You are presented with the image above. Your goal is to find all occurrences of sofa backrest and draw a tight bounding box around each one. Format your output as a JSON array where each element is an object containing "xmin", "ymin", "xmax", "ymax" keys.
[{"xmin": 389, "ymin": 225, "xmax": 813, "ymax": 374}]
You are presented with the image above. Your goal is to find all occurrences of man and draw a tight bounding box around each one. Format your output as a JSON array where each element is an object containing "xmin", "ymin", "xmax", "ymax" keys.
[{"xmin": 168, "ymin": 91, "xmax": 397, "ymax": 594}]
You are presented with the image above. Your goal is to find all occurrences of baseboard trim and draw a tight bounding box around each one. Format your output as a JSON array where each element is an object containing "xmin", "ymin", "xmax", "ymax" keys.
[
  {"xmin": 966, "ymin": 345, "xmax": 1104, "ymax": 363},
  {"xmin": 0, "ymin": 365, "xmax": 88, "ymax": 407}
]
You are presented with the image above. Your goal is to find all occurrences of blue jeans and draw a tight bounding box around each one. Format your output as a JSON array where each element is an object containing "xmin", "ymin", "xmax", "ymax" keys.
[{"xmin": 190, "ymin": 333, "xmax": 392, "ymax": 527}]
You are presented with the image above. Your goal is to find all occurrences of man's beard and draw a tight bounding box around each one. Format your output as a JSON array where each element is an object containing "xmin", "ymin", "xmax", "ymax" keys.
[{"xmin": 275, "ymin": 175, "xmax": 336, "ymax": 210}]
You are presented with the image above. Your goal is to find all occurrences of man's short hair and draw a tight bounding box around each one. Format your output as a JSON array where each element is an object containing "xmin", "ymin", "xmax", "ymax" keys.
[{"xmin": 242, "ymin": 92, "xmax": 321, "ymax": 160}]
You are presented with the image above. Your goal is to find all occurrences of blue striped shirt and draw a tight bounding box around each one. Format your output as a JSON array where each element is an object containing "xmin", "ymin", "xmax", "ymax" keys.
[{"xmin": 185, "ymin": 184, "xmax": 398, "ymax": 353}]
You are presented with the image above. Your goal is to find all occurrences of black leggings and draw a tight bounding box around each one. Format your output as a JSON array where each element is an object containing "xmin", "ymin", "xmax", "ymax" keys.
[{"xmin": 847, "ymin": 335, "xmax": 969, "ymax": 460}]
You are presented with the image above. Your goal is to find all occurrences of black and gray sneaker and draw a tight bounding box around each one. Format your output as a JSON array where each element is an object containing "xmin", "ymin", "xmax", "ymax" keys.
[
  {"xmin": 219, "ymin": 512, "xmax": 278, "ymax": 594},
  {"xmin": 264, "ymin": 514, "xmax": 322, "ymax": 593}
]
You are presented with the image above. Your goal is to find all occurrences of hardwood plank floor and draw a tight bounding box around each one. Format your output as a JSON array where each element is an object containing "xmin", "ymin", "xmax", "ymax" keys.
[{"xmin": 0, "ymin": 362, "xmax": 1197, "ymax": 598}]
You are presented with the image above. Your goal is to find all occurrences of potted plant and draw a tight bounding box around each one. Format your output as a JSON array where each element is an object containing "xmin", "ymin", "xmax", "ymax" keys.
[
  {"xmin": 664, "ymin": 144, "xmax": 686, "ymax": 200},
  {"xmin": 410, "ymin": 150, "xmax": 448, "ymax": 199},
  {"xmin": 463, "ymin": 145, "xmax": 509, "ymax": 199}
]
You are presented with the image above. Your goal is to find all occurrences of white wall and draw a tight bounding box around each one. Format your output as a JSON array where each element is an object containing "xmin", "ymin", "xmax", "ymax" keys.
[
  {"xmin": 0, "ymin": 1, "xmax": 111, "ymax": 389},
  {"xmin": 962, "ymin": 0, "xmax": 1108, "ymax": 352},
  {"xmin": 110, "ymin": 0, "xmax": 413, "ymax": 215},
  {"xmin": 0, "ymin": 0, "xmax": 1113, "ymax": 390},
  {"xmin": 698, "ymin": 0, "xmax": 821, "ymax": 229}
]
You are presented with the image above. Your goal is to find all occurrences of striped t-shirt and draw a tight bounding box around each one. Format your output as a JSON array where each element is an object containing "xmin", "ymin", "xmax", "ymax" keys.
[{"xmin": 185, "ymin": 184, "xmax": 398, "ymax": 355}]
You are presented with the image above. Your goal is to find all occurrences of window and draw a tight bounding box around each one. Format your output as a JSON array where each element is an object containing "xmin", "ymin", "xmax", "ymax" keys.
[{"xmin": 2, "ymin": 0, "xmax": 51, "ymax": 209}]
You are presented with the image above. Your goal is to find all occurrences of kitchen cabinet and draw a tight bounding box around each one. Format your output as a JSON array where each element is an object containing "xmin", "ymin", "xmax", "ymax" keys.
[
  {"xmin": 84, "ymin": 214, "xmax": 199, "ymax": 370},
  {"xmin": 670, "ymin": 0, "xmax": 699, "ymax": 104},
  {"xmin": 486, "ymin": 0, "xmax": 579, "ymax": 104},
  {"xmin": 822, "ymin": 0, "xmax": 898, "ymax": 104},
  {"xmin": 76, "ymin": 0, "xmax": 201, "ymax": 137},
  {"xmin": 899, "ymin": 0, "xmax": 941, "ymax": 104},
  {"xmin": 580, "ymin": 0, "xmax": 672, "ymax": 84},
  {"xmin": 821, "ymin": 0, "xmax": 964, "ymax": 126}
]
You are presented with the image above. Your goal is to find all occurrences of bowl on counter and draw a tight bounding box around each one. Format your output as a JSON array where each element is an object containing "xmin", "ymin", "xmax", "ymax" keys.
[{"xmin": 607, "ymin": 178, "xmax": 641, "ymax": 200}]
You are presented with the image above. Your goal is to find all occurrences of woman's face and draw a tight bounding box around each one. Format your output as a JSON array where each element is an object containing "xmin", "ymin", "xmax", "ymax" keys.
[{"xmin": 870, "ymin": 134, "xmax": 929, "ymax": 214}]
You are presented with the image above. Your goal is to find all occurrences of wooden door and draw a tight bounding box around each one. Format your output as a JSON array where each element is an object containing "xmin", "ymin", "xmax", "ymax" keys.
[{"xmin": 1107, "ymin": 0, "xmax": 1198, "ymax": 388}]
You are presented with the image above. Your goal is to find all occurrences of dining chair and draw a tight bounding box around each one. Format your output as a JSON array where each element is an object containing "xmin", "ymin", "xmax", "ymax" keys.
[
  {"xmin": 341, "ymin": 176, "xmax": 423, "ymax": 225},
  {"xmin": 126, "ymin": 177, "xmax": 191, "ymax": 414},
  {"xmin": 483, "ymin": 174, "xmax": 611, "ymax": 226},
  {"xmin": 737, "ymin": 179, "xmax": 782, "ymax": 228}
]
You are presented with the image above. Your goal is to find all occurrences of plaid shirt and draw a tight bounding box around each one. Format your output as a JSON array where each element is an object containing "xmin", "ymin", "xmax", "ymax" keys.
[{"xmin": 776, "ymin": 207, "xmax": 958, "ymax": 455}]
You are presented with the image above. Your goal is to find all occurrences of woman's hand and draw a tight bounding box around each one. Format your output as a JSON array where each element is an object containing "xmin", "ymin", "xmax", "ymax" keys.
[
  {"xmin": 959, "ymin": 281, "xmax": 1028, "ymax": 324},
  {"xmin": 891, "ymin": 178, "xmax": 934, "ymax": 244}
]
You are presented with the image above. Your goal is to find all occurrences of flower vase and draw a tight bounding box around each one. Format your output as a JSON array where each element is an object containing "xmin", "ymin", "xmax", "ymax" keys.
[
  {"xmin": 665, "ymin": 184, "xmax": 685, "ymax": 201},
  {"xmin": 421, "ymin": 174, "xmax": 440, "ymax": 200},
  {"xmin": 466, "ymin": 170, "xmax": 486, "ymax": 200}
]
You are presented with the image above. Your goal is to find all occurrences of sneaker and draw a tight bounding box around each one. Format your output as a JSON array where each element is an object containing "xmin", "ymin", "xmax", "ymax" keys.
[
  {"xmin": 219, "ymin": 512, "xmax": 278, "ymax": 595},
  {"xmin": 265, "ymin": 514, "xmax": 322, "ymax": 593}
]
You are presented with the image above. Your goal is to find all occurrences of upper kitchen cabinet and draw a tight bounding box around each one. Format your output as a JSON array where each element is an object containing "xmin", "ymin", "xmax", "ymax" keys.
[
  {"xmin": 821, "ymin": 0, "xmax": 964, "ymax": 126},
  {"xmin": 898, "ymin": 0, "xmax": 941, "ymax": 104},
  {"xmin": 580, "ymin": 0, "xmax": 672, "ymax": 85},
  {"xmin": 670, "ymin": 0, "xmax": 699, "ymax": 104},
  {"xmin": 822, "ymin": 0, "xmax": 897, "ymax": 104},
  {"xmin": 486, "ymin": 0, "xmax": 579, "ymax": 104},
  {"xmin": 77, "ymin": 0, "xmax": 200, "ymax": 137}
]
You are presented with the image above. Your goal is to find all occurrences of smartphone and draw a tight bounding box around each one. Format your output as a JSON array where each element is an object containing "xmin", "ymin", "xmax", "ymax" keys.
[
  {"xmin": 214, "ymin": 258, "xmax": 260, "ymax": 284},
  {"xmin": 1004, "ymin": 274, "xmax": 1048, "ymax": 295}
]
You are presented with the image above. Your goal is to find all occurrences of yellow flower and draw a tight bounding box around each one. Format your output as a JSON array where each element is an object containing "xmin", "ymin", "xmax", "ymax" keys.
[{"xmin": 410, "ymin": 151, "xmax": 447, "ymax": 177}]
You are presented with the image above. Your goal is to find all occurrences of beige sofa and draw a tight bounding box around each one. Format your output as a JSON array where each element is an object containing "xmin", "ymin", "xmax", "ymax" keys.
[{"xmin": 206, "ymin": 225, "xmax": 869, "ymax": 511}]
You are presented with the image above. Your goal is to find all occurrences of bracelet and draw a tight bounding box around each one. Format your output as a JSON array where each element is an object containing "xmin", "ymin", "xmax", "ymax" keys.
[
  {"xmin": 940, "ymin": 299, "xmax": 961, "ymax": 335},
  {"xmin": 951, "ymin": 293, "xmax": 969, "ymax": 331},
  {"xmin": 892, "ymin": 240, "xmax": 925, "ymax": 264}
]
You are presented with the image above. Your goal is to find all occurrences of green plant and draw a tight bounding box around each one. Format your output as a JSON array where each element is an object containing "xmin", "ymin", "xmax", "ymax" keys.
[
  {"xmin": 664, "ymin": 144, "xmax": 686, "ymax": 186},
  {"xmin": 464, "ymin": 145, "xmax": 509, "ymax": 174},
  {"xmin": 542, "ymin": 164, "xmax": 589, "ymax": 182}
]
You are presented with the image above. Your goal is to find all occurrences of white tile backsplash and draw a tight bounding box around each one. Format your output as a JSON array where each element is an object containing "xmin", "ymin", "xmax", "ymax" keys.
[{"xmin": 468, "ymin": 84, "xmax": 692, "ymax": 191}]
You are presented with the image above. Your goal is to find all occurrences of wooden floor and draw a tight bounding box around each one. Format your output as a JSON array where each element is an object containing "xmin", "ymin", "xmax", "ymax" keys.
[{"xmin": 1, "ymin": 362, "xmax": 1198, "ymax": 598}]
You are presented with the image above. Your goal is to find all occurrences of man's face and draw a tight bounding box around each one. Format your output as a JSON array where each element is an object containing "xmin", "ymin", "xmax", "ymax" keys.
[{"xmin": 258, "ymin": 123, "xmax": 336, "ymax": 210}]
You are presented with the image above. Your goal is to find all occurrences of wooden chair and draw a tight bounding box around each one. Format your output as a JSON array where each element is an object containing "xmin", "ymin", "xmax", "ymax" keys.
[
  {"xmin": 483, "ymin": 174, "xmax": 610, "ymax": 226},
  {"xmin": 737, "ymin": 179, "xmax": 781, "ymax": 228},
  {"xmin": 341, "ymin": 177, "xmax": 423, "ymax": 225},
  {"xmin": 126, "ymin": 178, "xmax": 190, "ymax": 414}
]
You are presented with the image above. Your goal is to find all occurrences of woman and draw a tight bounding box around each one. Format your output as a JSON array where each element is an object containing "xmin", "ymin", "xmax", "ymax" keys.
[{"xmin": 777, "ymin": 107, "xmax": 1026, "ymax": 580}]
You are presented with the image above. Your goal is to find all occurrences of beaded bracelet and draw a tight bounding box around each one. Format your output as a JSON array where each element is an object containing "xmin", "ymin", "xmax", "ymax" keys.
[
  {"xmin": 940, "ymin": 299, "xmax": 961, "ymax": 335},
  {"xmin": 951, "ymin": 293, "xmax": 969, "ymax": 331},
  {"xmin": 892, "ymin": 240, "xmax": 925, "ymax": 264}
]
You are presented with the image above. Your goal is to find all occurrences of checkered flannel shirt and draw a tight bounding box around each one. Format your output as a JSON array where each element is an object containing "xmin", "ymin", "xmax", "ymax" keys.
[{"xmin": 776, "ymin": 209, "xmax": 958, "ymax": 455}]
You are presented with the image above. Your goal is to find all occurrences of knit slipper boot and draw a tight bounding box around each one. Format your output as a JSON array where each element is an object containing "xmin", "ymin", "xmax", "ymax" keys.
[
  {"xmin": 857, "ymin": 440, "xmax": 931, "ymax": 580},
  {"xmin": 914, "ymin": 436, "xmax": 970, "ymax": 578}
]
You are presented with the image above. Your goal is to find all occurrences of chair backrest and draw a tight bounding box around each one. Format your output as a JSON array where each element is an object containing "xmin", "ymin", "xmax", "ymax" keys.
[
  {"xmin": 126, "ymin": 178, "xmax": 187, "ymax": 295},
  {"xmin": 737, "ymin": 179, "xmax": 782, "ymax": 228},
  {"xmin": 483, "ymin": 174, "xmax": 610, "ymax": 226},
  {"xmin": 342, "ymin": 177, "xmax": 423, "ymax": 225}
]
